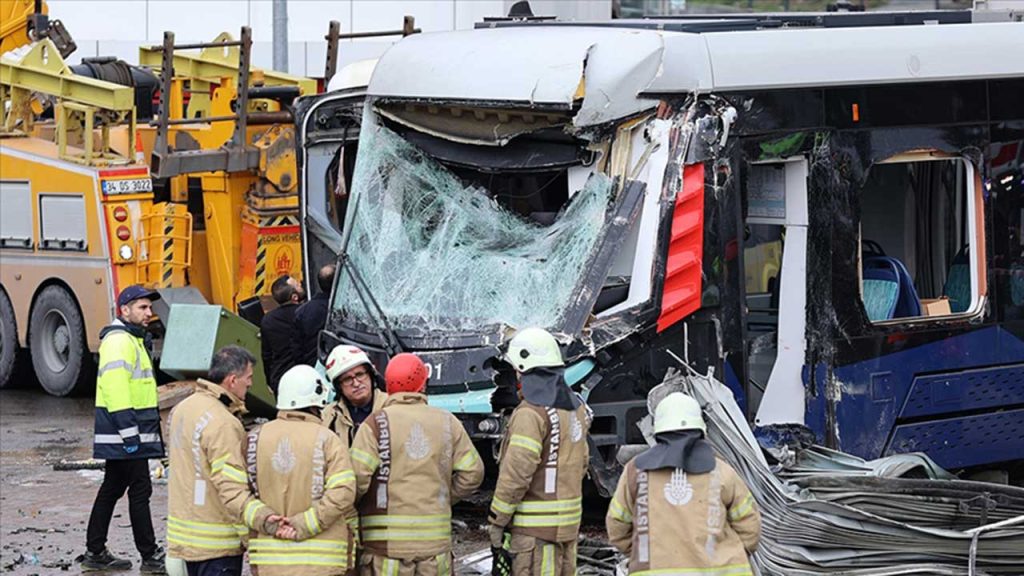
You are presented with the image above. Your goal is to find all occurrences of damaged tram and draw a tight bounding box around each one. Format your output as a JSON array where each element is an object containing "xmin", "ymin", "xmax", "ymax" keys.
[{"xmin": 297, "ymin": 12, "xmax": 1024, "ymax": 492}]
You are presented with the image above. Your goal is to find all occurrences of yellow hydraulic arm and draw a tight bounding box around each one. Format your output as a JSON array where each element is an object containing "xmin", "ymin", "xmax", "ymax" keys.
[{"xmin": 0, "ymin": 38, "xmax": 135, "ymax": 165}]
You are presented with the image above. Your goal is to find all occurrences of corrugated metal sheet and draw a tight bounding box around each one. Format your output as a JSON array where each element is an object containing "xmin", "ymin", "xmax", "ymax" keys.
[{"xmin": 659, "ymin": 364, "xmax": 1024, "ymax": 575}]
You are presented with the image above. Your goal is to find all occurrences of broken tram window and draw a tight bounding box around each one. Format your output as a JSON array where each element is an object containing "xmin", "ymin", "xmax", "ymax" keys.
[{"xmin": 333, "ymin": 124, "xmax": 615, "ymax": 333}]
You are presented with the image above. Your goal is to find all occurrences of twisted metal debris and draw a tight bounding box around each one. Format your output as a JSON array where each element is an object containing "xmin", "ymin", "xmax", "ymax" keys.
[{"xmin": 659, "ymin": 361, "xmax": 1024, "ymax": 576}]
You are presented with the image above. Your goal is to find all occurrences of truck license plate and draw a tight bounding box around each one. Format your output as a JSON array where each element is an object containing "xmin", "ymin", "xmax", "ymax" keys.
[{"xmin": 102, "ymin": 178, "xmax": 153, "ymax": 194}]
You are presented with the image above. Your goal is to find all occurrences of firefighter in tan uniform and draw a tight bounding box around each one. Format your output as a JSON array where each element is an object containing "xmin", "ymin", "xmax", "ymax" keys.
[
  {"xmin": 488, "ymin": 328, "xmax": 592, "ymax": 576},
  {"xmin": 166, "ymin": 346, "xmax": 284, "ymax": 576},
  {"xmin": 605, "ymin": 392, "xmax": 761, "ymax": 576},
  {"xmin": 246, "ymin": 365, "xmax": 358, "ymax": 575},
  {"xmin": 351, "ymin": 353, "xmax": 485, "ymax": 576},
  {"xmin": 322, "ymin": 345, "xmax": 388, "ymax": 445}
]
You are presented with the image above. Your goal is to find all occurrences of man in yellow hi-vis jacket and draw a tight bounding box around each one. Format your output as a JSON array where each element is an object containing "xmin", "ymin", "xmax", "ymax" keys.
[
  {"xmin": 488, "ymin": 328, "xmax": 592, "ymax": 576},
  {"xmin": 606, "ymin": 392, "xmax": 761, "ymax": 576},
  {"xmin": 81, "ymin": 285, "xmax": 165, "ymax": 573},
  {"xmin": 351, "ymin": 353, "xmax": 484, "ymax": 576},
  {"xmin": 167, "ymin": 346, "xmax": 286, "ymax": 576},
  {"xmin": 246, "ymin": 365, "xmax": 358, "ymax": 575}
]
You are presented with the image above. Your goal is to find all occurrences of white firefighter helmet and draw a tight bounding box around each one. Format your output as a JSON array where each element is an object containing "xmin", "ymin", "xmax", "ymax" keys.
[
  {"xmin": 653, "ymin": 392, "xmax": 706, "ymax": 436},
  {"xmin": 504, "ymin": 327, "xmax": 564, "ymax": 373},
  {"xmin": 277, "ymin": 365, "xmax": 331, "ymax": 410},
  {"xmin": 325, "ymin": 345, "xmax": 372, "ymax": 383}
]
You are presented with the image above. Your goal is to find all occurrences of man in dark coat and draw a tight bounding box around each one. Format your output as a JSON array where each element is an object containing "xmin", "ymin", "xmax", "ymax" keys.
[
  {"xmin": 295, "ymin": 264, "xmax": 336, "ymax": 366},
  {"xmin": 260, "ymin": 275, "xmax": 305, "ymax": 393}
]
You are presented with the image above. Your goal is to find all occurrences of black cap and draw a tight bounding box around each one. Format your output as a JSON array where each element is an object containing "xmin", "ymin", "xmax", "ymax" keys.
[{"xmin": 117, "ymin": 285, "xmax": 160, "ymax": 308}]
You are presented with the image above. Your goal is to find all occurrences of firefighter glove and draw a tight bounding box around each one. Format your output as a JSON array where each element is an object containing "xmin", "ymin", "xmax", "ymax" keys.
[{"xmin": 488, "ymin": 523, "xmax": 505, "ymax": 549}]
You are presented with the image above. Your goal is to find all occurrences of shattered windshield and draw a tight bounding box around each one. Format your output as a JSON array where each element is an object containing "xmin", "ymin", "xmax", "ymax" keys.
[{"xmin": 333, "ymin": 124, "xmax": 614, "ymax": 332}]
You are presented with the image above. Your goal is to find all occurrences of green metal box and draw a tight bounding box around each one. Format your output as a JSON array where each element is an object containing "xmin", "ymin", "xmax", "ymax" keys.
[{"xmin": 160, "ymin": 303, "xmax": 275, "ymax": 414}]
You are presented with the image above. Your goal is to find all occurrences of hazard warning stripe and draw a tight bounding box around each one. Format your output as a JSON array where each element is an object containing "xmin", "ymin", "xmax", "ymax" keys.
[
  {"xmin": 161, "ymin": 213, "xmax": 174, "ymax": 287},
  {"xmin": 255, "ymin": 245, "xmax": 268, "ymax": 295},
  {"xmin": 263, "ymin": 215, "xmax": 300, "ymax": 227}
]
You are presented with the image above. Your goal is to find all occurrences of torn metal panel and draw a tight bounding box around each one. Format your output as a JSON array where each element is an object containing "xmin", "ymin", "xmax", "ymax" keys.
[
  {"xmin": 560, "ymin": 179, "xmax": 645, "ymax": 336},
  {"xmin": 391, "ymin": 127, "xmax": 587, "ymax": 172},
  {"xmin": 367, "ymin": 27, "xmax": 665, "ymax": 127},
  {"xmin": 375, "ymin": 102, "xmax": 570, "ymax": 147},
  {"xmin": 597, "ymin": 119, "xmax": 672, "ymax": 317},
  {"xmin": 456, "ymin": 547, "xmax": 495, "ymax": 575},
  {"xmin": 572, "ymin": 33, "xmax": 662, "ymax": 128},
  {"xmin": 640, "ymin": 33, "xmax": 714, "ymax": 95},
  {"xmin": 583, "ymin": 103, "xmax": 703, "ymax": 349},
  {"xmin": 780, "ymin": 445, "xmax": 956, "ymax": 481}
]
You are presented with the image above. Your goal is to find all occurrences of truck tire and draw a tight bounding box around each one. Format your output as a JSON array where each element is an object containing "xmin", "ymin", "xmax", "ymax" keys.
[
  {"xmin": 29, "ymin": 285, "xmax": 92, "ymax": 396},
  {"xmin": 0, "ymin": 288, "xmax": 18, "ymax": 389}
]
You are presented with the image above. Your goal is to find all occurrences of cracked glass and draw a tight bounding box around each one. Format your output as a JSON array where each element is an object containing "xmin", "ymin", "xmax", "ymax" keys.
[{"xmin": 332, "ymin": 124, "xmax": 615, "ymax": 332}]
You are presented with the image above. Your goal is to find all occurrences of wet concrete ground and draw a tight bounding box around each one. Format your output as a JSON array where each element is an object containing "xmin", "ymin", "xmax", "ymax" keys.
[{"xmin": 0, "ymin": 387, "xmax": 169, "ymax": 574}]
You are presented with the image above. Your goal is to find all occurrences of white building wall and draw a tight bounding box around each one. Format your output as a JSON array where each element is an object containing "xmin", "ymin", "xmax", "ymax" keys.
[{"xmin": 46, "ymin": 0, "xmax": 611, "ymax": 77}]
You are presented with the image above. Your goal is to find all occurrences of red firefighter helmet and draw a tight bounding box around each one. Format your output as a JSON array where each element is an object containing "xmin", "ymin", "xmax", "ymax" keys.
[{"xmin": 385, "ymin": 353, "xmax": 429, "ymax": 394}]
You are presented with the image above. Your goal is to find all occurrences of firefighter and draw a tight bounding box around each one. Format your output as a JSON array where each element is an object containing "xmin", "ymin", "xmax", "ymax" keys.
[
  {"xmin": 605, "ymin": 392, "xmax": 761, "ymax": 575},
  {"xmin": 166, "ymin": 345, "xmax": 286, "ymax": 576},
  {"xmin": 322, "ymin": 345, "xmax": 388, "ymax": 446},
  {"xmin": 488, "ymin": 327, "xmax": 592, "ymax": 576},
  {"xmin": 246, "ymin": 364, "xmax": 358, "ymax": 575},
  {"xmin": 81, "ymin": 285, "xmax": 165, "ymax": 573},
  {"xmin": 351, "ymin": 353, "xmax": 484, "ymax": 576}
]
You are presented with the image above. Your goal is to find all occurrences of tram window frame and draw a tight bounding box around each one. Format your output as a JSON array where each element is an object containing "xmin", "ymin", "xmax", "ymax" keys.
[{"xmin": 857, "ymin": 155, "xmax": 986, "ymax": 325}]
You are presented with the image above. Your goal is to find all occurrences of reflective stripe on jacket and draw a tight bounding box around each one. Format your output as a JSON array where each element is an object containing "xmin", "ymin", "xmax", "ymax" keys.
[
  {"xmin": 93, "ymin": 322, "xmax": 163, "ymax": 460},
  {"xmin": 322, "ymin": 389, "xmax": 388, "ymax": 446},
  {"xmin": 490, "ymin": 401, "xmax": 592, "ymax": 543},
  {"xmin": 351, "ymin": 392, "xmax": 484, "ymax": 559},
  {"xmin": 248, "ymin": 410, "xmax": 358, "ymax": 576},
  {"xmin": 605, "ymin": 457, "xmax": 761, "ymax": 575},
  {"xmin": 167, "ymin": 379, "xmax": 276, "ymax": 562}
]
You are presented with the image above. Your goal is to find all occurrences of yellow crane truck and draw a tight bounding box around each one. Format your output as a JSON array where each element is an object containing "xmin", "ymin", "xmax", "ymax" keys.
[{"xmin": 0, "ymin": 1, "xmax": 313, "ymax": 403}]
